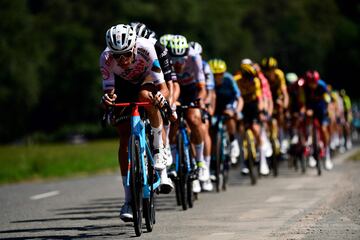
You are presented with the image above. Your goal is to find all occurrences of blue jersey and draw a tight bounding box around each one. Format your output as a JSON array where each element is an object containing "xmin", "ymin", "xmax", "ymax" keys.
[{"xmin": 215, "ymin": 72, "xmax": 241, "ymax": 104}]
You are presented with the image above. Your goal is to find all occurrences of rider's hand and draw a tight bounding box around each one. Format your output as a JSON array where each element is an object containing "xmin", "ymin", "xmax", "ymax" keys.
[
  {"xmin": 150, "ymin": 91, "xmax": 167, "ymax": 108},
  {"xmin": 276, "ymin": 98, "xmax": 283, "ymax": 107},
  {"xmin": 306, "ymin": 109, "xmax": 314, "ymax": 117},
  {"xmin": 170, "ymin": 104, "xmax": 178, "ymax": 121},
  {"xmin": 101, "ymin": 93, "xmax": 117, "ymax": 106}
]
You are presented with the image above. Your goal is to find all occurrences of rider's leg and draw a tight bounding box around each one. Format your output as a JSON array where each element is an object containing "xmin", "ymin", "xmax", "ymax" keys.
[
  {"xmin": 321, "ymin": 118, "xmax": 333, "ymax": 170},
  {"xmin": 253, "ymin": 122, "xmax": 270, "ymax": 175},
  {"xmin": 117, "ymin": 122, "xmax": 133, "ymax": 221},
  {"xmin": 187, "ymin": 108, "xmax": 207, "ymax": 181},
  {"xmin": 138, "ymin": 86, "xmax": 165, "ymax": 168},
  {"xmin": 203, "ymin": 119, "xmax": 212, "ymax": 172},
  {"xmin": 202, "ymin": 119, "xmax": 213, "ymax": 191},
  {"xmin": 224, "ymin": 112, "xmax": 240, "ymax": 164},
  {"xmin": 138, "ymin": 85, "xmax": 173, "ymax": 192}
]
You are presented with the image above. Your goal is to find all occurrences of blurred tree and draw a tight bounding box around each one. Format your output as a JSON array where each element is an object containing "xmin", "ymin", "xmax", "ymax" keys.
[{"xmin": 0, "ymin": 0, "xmax": 359, "ymax": 142}]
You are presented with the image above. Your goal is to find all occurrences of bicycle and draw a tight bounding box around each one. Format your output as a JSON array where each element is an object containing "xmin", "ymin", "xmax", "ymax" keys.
[
  {"xmin": 239, "ymin": 121, "xmax": 258, "ymax": 185},
  {"xmin": 268, "ymin": 119, "xmax": 281, "ymax": 177},
  {"xmin": 172, "ymin": 102, "xmax": 199, "ymax": 210},
  {"xmin": 111, "ymin": 101, "xmax": 170, "ymax": 236},
  {"xmin": 306, "ymin": 115, "xmax": 325, "ymax": 176},
  {"xmin": 210, "ymin": 114, "xmax": 231, "ymax": 192}
]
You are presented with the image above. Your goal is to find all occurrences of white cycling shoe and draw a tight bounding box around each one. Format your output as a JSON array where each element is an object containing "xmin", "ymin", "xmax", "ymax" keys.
[
  {"xmin": 154, "ymin": 148, "xmax": 167, "ymax": 171},
  {"xmin": 193, "ymin": 180, "xmax": 201, "ymax": 193},
  {"xmin": 230, "ymin": 140, "xmax": 240, "ymax": 164},
  {"xmin": 260, "ymin": 158, "xmax": 270, "ymax": 175},
  {"xmin": 159, "ymin": 176, "xmax": 174, "ymax": 194},
  {"xmin": 308, "ymin": 156, "xmax": 317, "ymax": 168},
  {"xmin": 325, "ymin": 157, "xmax": 334, "ymax": 170},
  {"xmin": 163, "ymin": 145, "xmax": 173, "ymax": 167},
  {"xmin": 202, "ymin": 179, "xmax": 213, "ymax": 192},
  {"xmin": 241, "ymin": 167, "xmax": 250, "ymax": 175},
  {"xmin": 198, "ymin": 162, "xmax": 210, "ymax": 182},
  {"xmin": 120, "ymin": 202, "xmax": 133, "ymax": 222}
]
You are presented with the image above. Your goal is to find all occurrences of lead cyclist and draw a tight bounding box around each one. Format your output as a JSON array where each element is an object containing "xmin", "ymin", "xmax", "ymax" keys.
[{"xmin": 99, "ymin": 24, "xmax": 173, "ymax": 222}]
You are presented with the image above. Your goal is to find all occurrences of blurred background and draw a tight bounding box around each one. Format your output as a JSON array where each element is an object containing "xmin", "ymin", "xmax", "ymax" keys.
[{"xmin": 1, "ymin": 0, "xmax": 359, "ymax": 144}]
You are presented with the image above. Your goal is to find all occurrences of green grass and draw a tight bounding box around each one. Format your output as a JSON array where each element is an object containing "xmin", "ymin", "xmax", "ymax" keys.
[
  {"xmin": 347, "ymin": 149, "xmax": 360, "ymax": 161},
  {"xmin": 0, "ymin": 139, "xmax": 119, "ymax": 184}
]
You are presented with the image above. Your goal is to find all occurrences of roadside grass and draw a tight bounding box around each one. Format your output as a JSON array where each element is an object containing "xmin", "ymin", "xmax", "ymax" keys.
[
  {"xmin": 0, "ymin": 139, "xmax": 119, "ymax": 185},
  {"xmin": 347, "ymin": 149, "xmax": 360, "ymax": 161}
]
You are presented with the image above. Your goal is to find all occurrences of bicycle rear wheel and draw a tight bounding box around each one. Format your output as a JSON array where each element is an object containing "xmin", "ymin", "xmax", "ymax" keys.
[
  {"xmin": 245, "ymin": 129, "xmax": 257, "ymax": 185},
  {"xmin": 129, "ymin": 136, "xmax": 143, "ymax": 236}
]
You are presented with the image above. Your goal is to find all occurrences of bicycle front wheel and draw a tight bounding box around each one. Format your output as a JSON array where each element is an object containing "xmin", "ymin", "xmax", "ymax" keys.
[{"xmin": 129, "ymin": 136, "xmax": 143, "ymax": 236}]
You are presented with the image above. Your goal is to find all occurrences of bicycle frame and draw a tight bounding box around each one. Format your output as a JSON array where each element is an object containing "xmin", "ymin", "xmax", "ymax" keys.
[
  {"xmin": 113, "ymin": 102, "xmax": 161, "ymax": 198},
  {"xmin": 177, "ymin": 107, "xmax": 193, "ymax": 174}
]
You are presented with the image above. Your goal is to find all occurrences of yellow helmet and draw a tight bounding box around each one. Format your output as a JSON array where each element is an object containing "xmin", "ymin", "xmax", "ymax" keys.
[
  {"xmin": 208, "ymin": 59, "xmax": 227, "ymax": 74},
  {"xmin": 261, "ymin": 57, "xmax": 278, "ymax": 70},
  {"xmin": 240, "ymin": 63, "xmax": 257, "ymax": 79}
]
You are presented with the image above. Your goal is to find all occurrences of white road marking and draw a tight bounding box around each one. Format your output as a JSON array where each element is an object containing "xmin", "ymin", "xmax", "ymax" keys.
[
  {"xmin": 30, "ymin": 191, "xmax": 59, "ymax": 200},
  {"xmin": 265, "ymin": 195, "xmax": 285, "ymax": 203}
]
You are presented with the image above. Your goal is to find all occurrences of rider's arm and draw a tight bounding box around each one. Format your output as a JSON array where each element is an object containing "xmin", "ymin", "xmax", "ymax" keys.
[
  {"xmin": 100, "ymin": 51, "xmax": 117, "ymax": 107},
  {"xmin": 193, "ymin": 54, "xmax": 207, "ymax": 101},
  {"xmin": 237, "ymin": 96, "xmax": 244, "ymax": 113},
  {"xmin": 154, "ymin": 41, "xmax": 175, "ymax": 105}
]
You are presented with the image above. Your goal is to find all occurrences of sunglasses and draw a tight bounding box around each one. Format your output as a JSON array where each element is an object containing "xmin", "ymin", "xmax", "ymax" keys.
[{"xmin": 112, "ymin": 51, "xmax": 133, "ymax": 60}]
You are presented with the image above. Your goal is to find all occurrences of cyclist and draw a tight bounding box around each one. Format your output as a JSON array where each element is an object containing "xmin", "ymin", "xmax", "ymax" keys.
[
  {"xmin": 286, "ymin": 73, "xmax": 304, "ymax": 146},
  {"xmin": 261, "ymin": 57, "xmax": 290, "ymax": 154},
  {"xmin": 99, "ymin": 24, "xmax": 173, "ymax": 222},
  {"xmin": 252, "ymin": 61, "xmax": 274, "ymax": 160},
  {"xmin": 236, "ymin": 63, "xmax": 270, "ymax": 175},
  {"xmin": 340, "ymin": 89, "xmax": 353, "ymax": 149},
  {"xmin": 190, "ymin": 41, "xmax": 216, "ymax": 191},
  {"xmin": 167, "ymin": 35, "xmax": 207, "ymax": 193},
  {"xmin": 328, "ymin": 86, "xmax": 342, "ymax": 152},
  {"xmin": 130, "ymin": 23, "xmax": 178, "ymax": 168},
  {"xmin": 299, "ymin": 70, "xmax": 333, "ymax": 170},
  {"xmin": 209, "ymin": 58, "xmax": 243, "ymax": 174}
]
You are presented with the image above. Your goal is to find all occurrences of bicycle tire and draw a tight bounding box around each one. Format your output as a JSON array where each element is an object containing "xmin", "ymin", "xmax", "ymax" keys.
[
  {"xmin": 300, "ymin": 154, "xmax": 306, "ymax": 174},
  {"xmin": 177, "ymin": 132, "xmax": 188, "ymax": 210},
  {"xmin": 222, "ymin": 155, "xmax": 230, "ymax": 191},
  {"xmin": 312, "ymin": 125, "xmax": 322, "ymax": 176},
  {"xmin": 246, "ymin": 129, "xmax": 257, "ymax": 185},
  {"xmin": 130, "ymin": 136, "xmax": 143, "ymax": 236},
  {"xmin": 175, "ymin": 179, "xmax": 181, "ymax": 206},
  {"xmin": 186, "ymin": 145, "xmax": 194, "ymax": 208},
  {"xmin": 143, "ymin": 152, "xmax": 155, "ymax": 232},
  {"xmin": 215, "ymin": 129, "xmax": 222, "ymax": 192},
  {"xmin": 270, "ymin": 136, "xmax": 280, "ymax": 177}
]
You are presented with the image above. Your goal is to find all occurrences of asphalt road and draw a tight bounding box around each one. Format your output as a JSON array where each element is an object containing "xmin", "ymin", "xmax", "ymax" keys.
[{"xmin": 1, "ymin": 148, "xmax": 360, "ymax": 240}]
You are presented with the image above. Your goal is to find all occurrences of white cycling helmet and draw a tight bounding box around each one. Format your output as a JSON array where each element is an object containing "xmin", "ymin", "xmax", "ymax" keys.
[
  {"xmin": 130, "ymin": 22, "xmax": 149, "ymax": 38},
  {"xmin": 168, "ymin": 35, "xmax": 188, "ymax": 57},
  {"xmin": 189, "ymin": 41, "xmax": 203, "ymax": 55},
  {"xmin": 105, "ymin": 24, "xmax": 136, "ymax": 53},
  {"xmin": 159, "ymin": 34, "xmax": 174, "ymax": 48},
  {"xmin": 241, "ymin": 58, "xmax": 253, "ymax": 65},
  {"xmin": 286, "ymin": 72, "xmax": 298, "ymax": 83}
]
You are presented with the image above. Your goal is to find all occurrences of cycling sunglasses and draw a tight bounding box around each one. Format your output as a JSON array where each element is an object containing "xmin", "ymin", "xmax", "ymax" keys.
[{"xmin": 112, "ymin": 51, "xmax": 133, "ymax": 60}]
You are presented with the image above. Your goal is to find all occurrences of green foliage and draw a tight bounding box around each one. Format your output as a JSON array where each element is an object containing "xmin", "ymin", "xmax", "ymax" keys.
[
  {"xmin": 0, "ymin": 140, "xmax": 119, "ymax": 184},
  {"xmin": 0, "ymin": 0, "xmax": 359, "ymax": 142}
]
